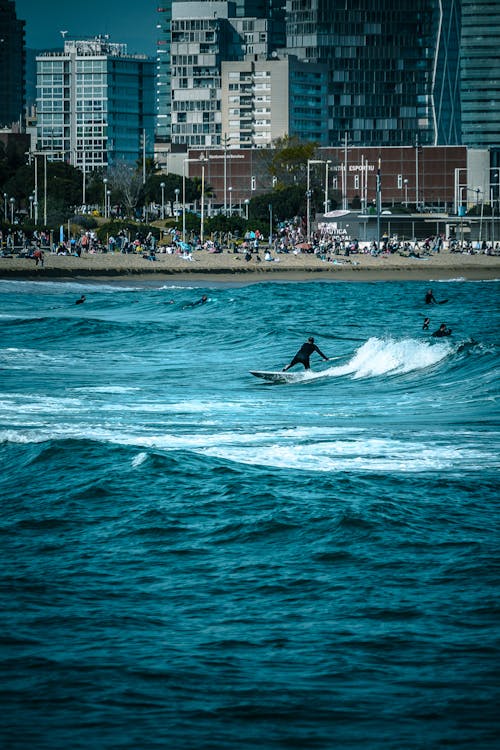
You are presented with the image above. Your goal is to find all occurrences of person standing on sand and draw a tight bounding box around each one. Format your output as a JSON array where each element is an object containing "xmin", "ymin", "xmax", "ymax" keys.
[{"xmin": 282, "ymin": 337, "xmax": 329, "ymax": 371}]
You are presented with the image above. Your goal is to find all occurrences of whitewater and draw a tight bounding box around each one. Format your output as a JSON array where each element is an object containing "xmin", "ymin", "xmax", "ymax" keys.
[{"xmin": 1, "ymin": 278, "xmax": 498, "ymax": 749}]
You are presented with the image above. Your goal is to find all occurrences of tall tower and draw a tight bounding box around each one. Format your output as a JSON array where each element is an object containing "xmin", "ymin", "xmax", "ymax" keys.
[
  {"xmin": 0, "ymin": 0, "xmax": 26, "ymax": 128},
  {"xmin": 460, "ymin": 0, "xmax": 500, "ymax": 151},
  {"xmin": 284, "ymin": 0, "xmax": 461, "ymax": 147},
  {"xmin": 36, "ymin": 37, "xmax": 155, "ymax": 170},
  {"xmin": 155, "ymin": 0, "xmax": 286, "ymax": 145}
]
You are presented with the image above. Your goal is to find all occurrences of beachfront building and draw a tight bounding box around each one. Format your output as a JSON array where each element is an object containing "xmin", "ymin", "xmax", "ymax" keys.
[
  {"xmin": 169, "ymin": 1, "xmax": 270, "ymax": 149},
  {"xmin": 36, "ymin": 37, "xmax": 155, "ymax": 171},
  {"xmin": 156, "ymin": 0, "xmax": 286, "ymax": 143},
  {"xmin": 221, "ymin": 53, "xmax": 328, "ymax": 148},
  {"xmin": 460, "ymin": 0, "xmax": 500, "ymax": 152},
  {"xmin": 0, "ymin": 0, "xmax": 26, "ymax": 128},
  {"xmin": 283, "ymin": 0, "xmax": 462, "ymax": 148}
]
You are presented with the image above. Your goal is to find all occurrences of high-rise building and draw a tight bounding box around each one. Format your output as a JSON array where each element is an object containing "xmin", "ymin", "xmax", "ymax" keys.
[
  {"xmin": 155, "ymin": 0, "xmax": 287, "ymax": 147},
  {"xmin": 284, "ymin": 0, "xmax": 461, "ymax": 147},
  {"xmin": 36, "ymin": 37, "xmax": 155, "ymax": 170},
  {"xmin": 460, "ymin": 0, "xmax": 500, "ymax": 151},
  {"xmin": 0, "ymin": 0, "xmax": 26, "ymax": 128},
  {"xmin": 169, "ymin": 1, "xmax": 269, "ymax": 149},
  {"xmin": 221, "ymin": 53, "xmax": 328, "ymax": 148}
]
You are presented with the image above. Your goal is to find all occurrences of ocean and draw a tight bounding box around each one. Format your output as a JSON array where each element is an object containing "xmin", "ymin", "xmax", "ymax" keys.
[{"xmin": 1, "ymin": 277, "xmax": 499, "ymax": 749}]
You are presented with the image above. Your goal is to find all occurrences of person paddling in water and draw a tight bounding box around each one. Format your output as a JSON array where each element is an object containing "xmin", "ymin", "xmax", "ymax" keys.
[
  {"xmin": 432, "ymin": 322, "xmax": 452, "ymax": 337},
  {"xmin": 282, "ymin": 337, "xmax": 329, "ymax": 371}
]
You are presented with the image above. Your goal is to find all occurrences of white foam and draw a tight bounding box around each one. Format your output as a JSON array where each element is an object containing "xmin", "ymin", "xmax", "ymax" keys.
[
  {"xmin": 331, "ymin": 337, "xmax": 452, "ymax": 379},
  {"xmin": 132, "ymin": 451, "xmax": 148, "ymax": 468}
]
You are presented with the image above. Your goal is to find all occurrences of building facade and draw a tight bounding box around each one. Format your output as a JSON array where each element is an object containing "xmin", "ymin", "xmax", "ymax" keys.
[
  {"xmin": 221, "ymin": 53, "xmax": 328, "ymax": 148},
  {"xmin": 284, "ymin": 0, "xmax": 461, "ymax": 148},
  {"xmin": 0, "ymin": 0, "xmax": 26, "ymax": 128},
  {"xmin": 36, "ymin": 37, "xmax": 155, "ymax": 170},
  {"xmin": 178, "ymin": 144, "xmax": 470, "ymax": 215},
  {"xmin": 156, "ymin": 0, "xmax": 289, "ymax": 149},
  {"xmin": 460, "ymin": 0, "xmax": 500, "ymax": 153}
]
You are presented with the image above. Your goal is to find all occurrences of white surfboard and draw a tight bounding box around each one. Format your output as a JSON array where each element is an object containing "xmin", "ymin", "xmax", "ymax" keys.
[{"xmin": 250, "ymin": 370, "xmax": 316, "ymax": 383}]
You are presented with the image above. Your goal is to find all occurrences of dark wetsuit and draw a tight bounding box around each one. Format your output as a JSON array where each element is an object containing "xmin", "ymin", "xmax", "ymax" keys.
[
  {"xmin": 287, "ymin": 341, "xmax": 328, "ymax": 370},
  {"xmin": 425, "ymin": 291, "xmax": 437, "ymax": 304},
  {"xmin": 432, "ymin": 326, "xmax": 452, "ymax": 337}
]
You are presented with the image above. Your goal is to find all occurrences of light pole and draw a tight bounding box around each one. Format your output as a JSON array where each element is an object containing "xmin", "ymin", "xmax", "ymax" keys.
[
  {"xmin": 3, "ymin": 192, "xmax": 7, "ymax": 221},
  {"xmin": 174, "ymin": 188, "xmax": 180, "ymax": 223},
  {"xmin": 200, "ymin": 157, "xmax": 206, "ymax": 245},
  {"xmin": 404, "ymin": 178, "xmax": 408, "ymax": 207},
  {"xmin": 103, "ymin": 178, "xmax": 108, "ymax": 219},
  {"xmin": 29, "ymin": 193, "xmax": 34, "ymax": 219},
  {"xmin": 183, "ymin": 156, "xmax": 205, "ymax": 243},
  {"xmin": 492, "ymin": 172, "xmax": 498, "ymax": 247},
  {"xmin": 244, "ymin": 198, "xmax": 250, "ymax": 220},
  {"xmin": 324, "ymin": 160, "xmax": 331, "ymax": 213},
  {"xmin": 228, "ymin": 186, "xmax": 232, "ymax": 216},
  {"xmin": 307, "ymin": 159, "xmax": 328, "ymax": 241},
  {"xmin": 107, "ymin": 189, "xmax": 111, "ymax": 220},
  {"xmin": 9, "ymin": 197, "xmax": 15, "ymax": 224},
  {"xmin": 160, "ymin": 182, "xmax": 165, "ymax": 220}
]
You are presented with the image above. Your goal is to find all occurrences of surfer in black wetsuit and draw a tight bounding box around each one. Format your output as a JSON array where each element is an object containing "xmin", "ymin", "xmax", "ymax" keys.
[
  {"xmin": 282, "ymin": 337, "xmax": 329, "ymax": 371},
  {"xmin": 425, "ymin": 289, "xmax": 437, "ymax": 304},
  {"xmin": 75, "ymin": 295, "xmax": 86, "ymax": 305},
  {"xmin": 183, "ymin": 294, "xmax": 208, "ymax": 308},
  {"xmin": 432, "ymin": 322, "xmax": 452, "ymax": 337}
]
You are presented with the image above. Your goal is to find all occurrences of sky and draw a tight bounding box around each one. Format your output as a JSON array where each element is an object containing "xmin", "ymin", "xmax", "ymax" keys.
[{"xmin": 15, "ymin": 0, "xmax": 158, "ymax": 56}]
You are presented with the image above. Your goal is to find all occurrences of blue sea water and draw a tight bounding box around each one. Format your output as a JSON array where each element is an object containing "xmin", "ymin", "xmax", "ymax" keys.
[{"xmin": 0, "ymin": 277, "xmax": 499, "ymax": 750}]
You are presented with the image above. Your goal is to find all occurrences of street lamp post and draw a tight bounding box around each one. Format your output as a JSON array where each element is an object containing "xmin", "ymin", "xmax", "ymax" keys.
[
  {"xmin": 244, "ymin": 198, "xmax": 250, "ymax": 220},
  {"xmin": 492, "ymin": 172, "xmax": 498, "ymax": 247},
  {"xmin": 228, "ymin": 186, "xmax": 232, "ymax": 216},
  {"xmin": 29, "ymin": 193, "xmax": 34, "ymax": 219},
  {"xmin": 107, "ymin": 189, "xmax": 111, "ymax": 220},
  {"xmin": 200, "ymin": 158, "xmax": 206, "ymax": 245},
  {"xmin": 3, "ymin": 193, "xmax": 7, "ymax": 221},
  {"xmin": 404, "ymin": 178, "xmax": 408, "ymax": 207},
  {"xmin": 103, "ymin": 178, "xmax": 108, "ymax": 219},
  {"xmin": 307, "ymin": 159, "xmax": 329, "ymax": 241},
  {"xmin": 9, "ymin": 197, "xmax": 15, "ymax": 224},
  {"xmin": 160, "ymin": 182, "xmax": 165, "ymax": 220},
  {"xmin": 174, "ymin": 188, "xmax": 180, "ymax": 222},
  {"xmin": 183, "ymin": 156, "xmax": 206, "ymax": 243},
  {"xmin": 324, "ymin": 160, "xmax": 331, "ymax": 213}
]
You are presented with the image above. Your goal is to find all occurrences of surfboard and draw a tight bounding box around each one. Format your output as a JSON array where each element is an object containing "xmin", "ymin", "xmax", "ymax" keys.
[{"xmin": 249, "ymin": 370, "xmax": 304, "ymax": 383}]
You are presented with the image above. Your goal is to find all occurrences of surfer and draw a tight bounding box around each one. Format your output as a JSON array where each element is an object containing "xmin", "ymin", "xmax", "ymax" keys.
[
  {"xmin": 282, "ymin": 337, "xmax": 329, "ymax": 371},
  {"xmin": 422, "ymin": 317, "xmax": 430, "ymax": 330},
  {"xmin": 75, "ymin": 295, "xmax": 86, "ymax": 305},
  {"xmin": 183, "ymin": 294, "xmax": 208, "ymax": 308},
  {"xmin": 432, "ymin": 322, "xmax": 452, "ymax": 337},
  {"xmin": 425, "ymin": 289, "xmax": 437, "ymax": 304}
]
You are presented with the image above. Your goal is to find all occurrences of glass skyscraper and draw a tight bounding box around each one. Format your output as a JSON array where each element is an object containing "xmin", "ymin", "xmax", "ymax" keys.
[
  {"xmin": 36, "ymin": 38, "xmax": 155, "ymax": 170},
  {"xmin": 460, "ymin": 0, "xmax": 500, "ymax": 150},
  {"xmin": 284, "ymin": 0, "xmax": 461, "ymax": 147}
]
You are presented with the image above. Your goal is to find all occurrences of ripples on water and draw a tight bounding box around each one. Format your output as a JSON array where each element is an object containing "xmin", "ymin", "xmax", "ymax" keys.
[{"xmin": 0, "ymin": 279, "xmax": 499, "ymax": 749}]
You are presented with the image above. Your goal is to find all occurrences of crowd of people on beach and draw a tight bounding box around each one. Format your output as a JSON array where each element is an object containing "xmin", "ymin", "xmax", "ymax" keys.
[{"xmin": 1, "ymin": 222, "xmax": 499, "ymax": 264}]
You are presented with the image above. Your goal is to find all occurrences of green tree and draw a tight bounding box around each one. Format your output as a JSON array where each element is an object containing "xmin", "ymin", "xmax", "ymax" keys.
[{"xmin": 256, "ymin": 135, "xmax": 319, "ymax": 188}]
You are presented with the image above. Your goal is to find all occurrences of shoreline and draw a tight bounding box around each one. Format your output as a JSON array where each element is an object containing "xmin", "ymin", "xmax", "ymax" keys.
[{"xmin": 1, "ymin": 249, "xmax": 499, "ymax": 283}]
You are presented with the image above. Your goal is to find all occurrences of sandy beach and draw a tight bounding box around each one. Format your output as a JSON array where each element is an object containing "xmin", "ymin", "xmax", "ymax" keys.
[{"xmin": 1, "ymin": 248, "xmax": 499, "ymax": 283}]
